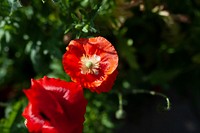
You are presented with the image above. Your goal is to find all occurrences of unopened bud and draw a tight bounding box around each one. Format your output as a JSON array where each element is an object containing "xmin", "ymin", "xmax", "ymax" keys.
[{"xmin": 115, "ymin": 109, "xmax": 126, "ymax": 119}]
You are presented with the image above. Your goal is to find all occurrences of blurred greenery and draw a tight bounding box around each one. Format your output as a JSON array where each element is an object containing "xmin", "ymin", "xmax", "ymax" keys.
[{"xmin": 1, "ymin": 0, "xmax": 200, "ymax": 133}]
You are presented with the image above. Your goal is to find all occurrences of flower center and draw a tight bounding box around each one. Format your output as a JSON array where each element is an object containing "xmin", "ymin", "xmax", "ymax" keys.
[
  {"xmin": 80, "ymin": 54, "xmax": 101, "ymax": 75},
  {"xmin": 85, "ymin": 61, "xmax": 93, "ymax": 68}
]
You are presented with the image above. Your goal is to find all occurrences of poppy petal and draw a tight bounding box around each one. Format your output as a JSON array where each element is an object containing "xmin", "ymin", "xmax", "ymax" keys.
[
  {"xmin": 63, "ymin": 36, "xmax": 118, "ymax": 93},
  {"xmin": 22, "ymin": 76, "xmax": 87, "ymax": 133}
]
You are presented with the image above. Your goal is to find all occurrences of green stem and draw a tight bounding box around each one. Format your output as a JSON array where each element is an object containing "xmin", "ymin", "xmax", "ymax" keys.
[
  {"xmin": 118, "ymin": 92, "xmax": 123, "ymax": 110},
  {"xmin": 132, "ymin": 89, "xmax": 171, "ymax": 111}
]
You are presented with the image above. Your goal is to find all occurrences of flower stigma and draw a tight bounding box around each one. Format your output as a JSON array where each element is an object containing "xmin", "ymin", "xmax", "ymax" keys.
[
  {"xmin": 80, "ymin": 54, "xmax": 101, "ymax": 75},
  {"xmin": 85, "ymin": 61, "xmax": 93, "ymax": 68}
]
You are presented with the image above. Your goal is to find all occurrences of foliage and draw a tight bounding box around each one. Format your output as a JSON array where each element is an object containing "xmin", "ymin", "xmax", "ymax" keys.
[{"xmin": 1, "ymin": 0, "xmax": 200, "ymax": 132}]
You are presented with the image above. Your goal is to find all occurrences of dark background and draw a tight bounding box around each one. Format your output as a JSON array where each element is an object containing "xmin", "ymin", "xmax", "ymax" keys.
[{"xmin": 0, "ymin": 0, "xmax": 200, "ymax": 132}]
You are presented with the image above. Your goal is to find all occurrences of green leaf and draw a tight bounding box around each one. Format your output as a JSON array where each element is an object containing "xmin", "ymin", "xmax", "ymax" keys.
[
  {"xmin": 0, "ymin": 57, "xmax": 13, "ymax": 84},
  {"xmin": 0, "ymin": 100, "xmax": 27, "ymax": 133},
  {"xmin": 5, "ymin": 31, "xmax": 11, "ymax": 43},
  {"xmin": 51, "ymin": 0, "xmax": 61, "ymax": 3},
  {"xmin": 71, "ymin": 13, "xmax": 80, "ymax": 21},
  {"xmin": 82, "ymin": 24, "xmax": 89, "ymax": 33},
  {"xmin": 9, "ymin": 0, "xmax": 22, "ymax": 15},
  {"xmin": 0, "ymin": 0, "xmax": 22, "ymax": 17},
  {"xmin": 0, "ymin": 0, "xmax": 11, "ymax": 17}
]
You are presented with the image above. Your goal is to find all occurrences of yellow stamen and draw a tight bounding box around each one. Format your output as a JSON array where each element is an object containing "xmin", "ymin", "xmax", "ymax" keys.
[{"xmin": 80, "ymin": 54, "xmax": 101, "ymax": 75}]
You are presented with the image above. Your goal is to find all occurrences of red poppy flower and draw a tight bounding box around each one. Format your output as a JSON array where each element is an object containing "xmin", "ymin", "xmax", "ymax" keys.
[
  {"xmin": 62, "ymin": 36, "xmax": 118, "ymax": 93},
  {"xmin": 22, "ymin": 76, "xmax": 87, "ymax": 133}
]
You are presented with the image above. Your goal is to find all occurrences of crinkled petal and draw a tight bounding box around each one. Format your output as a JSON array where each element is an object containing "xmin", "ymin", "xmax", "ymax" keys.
[
  {"xmin": 90, "ymin": 69, "xmax": 118, "ymax": 93},
  {"xmin": 62, "ymin": 36, "xmax": 118, "ymax": 93},
  {"xmin": 22, "ymin": 76, "xmax": 87, "ymax": 133}
]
